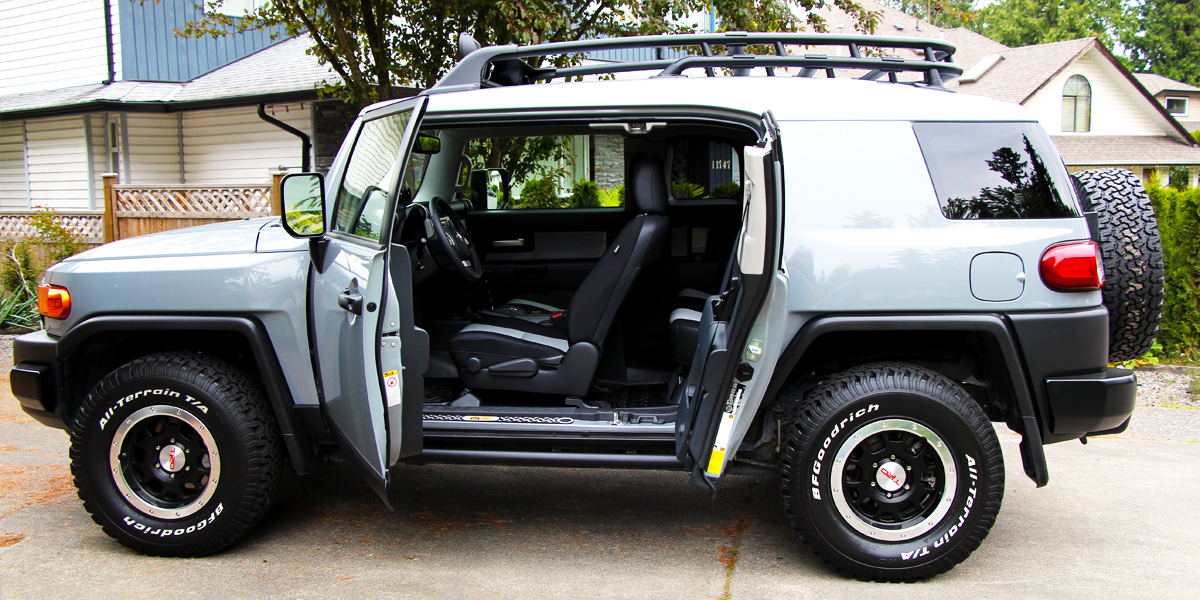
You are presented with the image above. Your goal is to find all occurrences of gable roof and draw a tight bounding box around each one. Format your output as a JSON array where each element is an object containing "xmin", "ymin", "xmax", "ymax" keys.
[
  {"xmin": 948, "ymin": 37, "xmax": 1095, "ymax": 103},
  {"xmin": 1133, "ymin": 73, "xmax": 1200, "ymax": 96},
  {"xmin": 0, "ymin": 35, "xmax": 343, "ymax": 119}
]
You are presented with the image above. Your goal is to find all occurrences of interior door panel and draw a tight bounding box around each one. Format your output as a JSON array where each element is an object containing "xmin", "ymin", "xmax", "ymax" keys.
[{"xmin": 465, "ymin": 208, "xmax": 629, "ymax": 299}]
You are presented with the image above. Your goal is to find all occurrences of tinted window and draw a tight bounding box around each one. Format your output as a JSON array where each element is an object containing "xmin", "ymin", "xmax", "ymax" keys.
[
  {"xmin": 671, "ymin": 140, "xmax": 742, "ymax": 200},
  {"xmin": 332, "ymin": 110, "xmax": 414, "ymax": 240},
  {"xmin": 914, "ymin": 122, "xmax": 1078, "ymax": 220}
]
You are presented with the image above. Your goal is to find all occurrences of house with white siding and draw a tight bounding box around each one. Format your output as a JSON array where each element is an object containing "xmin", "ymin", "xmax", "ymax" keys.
[
  {"xmin": 0, "ymin": 0, "xmax": 356, "ymax": 213},
  {"xmin": 822, "ymin": 0, "xmax": 1200, "ymax": 189}
]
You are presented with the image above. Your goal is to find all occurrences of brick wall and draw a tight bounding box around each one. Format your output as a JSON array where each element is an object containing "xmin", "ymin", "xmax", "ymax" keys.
[{"xmin": 593, "ymin": 134, "xmax": 624, "ymax": 190}]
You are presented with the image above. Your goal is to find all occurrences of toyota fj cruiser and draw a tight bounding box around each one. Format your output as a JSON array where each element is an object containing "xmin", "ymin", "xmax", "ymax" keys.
[{"xmin": 10, "ymin": 32, "xmax": 1164, "ymax": 581}]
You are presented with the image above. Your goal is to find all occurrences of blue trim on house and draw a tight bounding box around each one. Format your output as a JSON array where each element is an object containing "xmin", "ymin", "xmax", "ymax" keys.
[{"xmin": 118, "ymin": 0, "xmax": 286, "ymax": 82}]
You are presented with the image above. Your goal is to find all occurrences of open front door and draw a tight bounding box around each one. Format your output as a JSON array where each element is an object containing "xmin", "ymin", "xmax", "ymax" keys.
[
  {"xmin": 309, "ymin": 97, "xmax": 428, "ymax": 504},
  {"xmin": 675, "ymin": 125, "xmax": 779, "ymax": 488}
]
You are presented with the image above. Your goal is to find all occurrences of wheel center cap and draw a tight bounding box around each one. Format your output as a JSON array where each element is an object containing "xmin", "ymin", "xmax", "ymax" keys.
[
  {"xmin": 159, "ymin": 444, "xmax": 186, "ymax": 473},
  {"xmin": 876, "ymin": 461, "xmax": 906, "ymax": 492}
]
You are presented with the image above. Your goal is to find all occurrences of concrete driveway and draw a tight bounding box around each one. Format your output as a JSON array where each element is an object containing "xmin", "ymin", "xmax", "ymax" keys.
[{"xmin": 1, "ymin": 369, "xmax": 1197, "ymax": 599}]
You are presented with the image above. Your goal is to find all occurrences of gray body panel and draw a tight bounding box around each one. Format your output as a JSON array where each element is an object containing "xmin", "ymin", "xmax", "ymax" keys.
[{"xmin": 44, "ymin": 223, "xmax": 319, "ymax": 408}]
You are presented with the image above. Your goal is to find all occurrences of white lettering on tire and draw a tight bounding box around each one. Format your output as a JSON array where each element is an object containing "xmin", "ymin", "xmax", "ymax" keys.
[
  {"xmin": 121, "ymin": 503, "xmax": 224, "ymax": 537},
  {"xmin": 811, "ymin": 404, "xmax": 879, "ymax": 500},
  {"xmin": 99, "ymin": 388, "xmax": 207, "ymax": 430}
]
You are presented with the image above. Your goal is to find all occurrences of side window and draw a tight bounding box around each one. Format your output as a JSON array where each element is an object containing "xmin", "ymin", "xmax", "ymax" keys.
[
  {"xmin": 913, "ymin": 122, "xmax": 1079, "ymax": 220},
  {"xmin": 331, "ymin": 110, "xmax": 414, "ymax": 240},
  {"xmin": 464, "ymin": 135, "xmax": 624, "ymax": 210},
  {"xmin": 670, "ymin": 140, "xmax": 743, "ymax": 200}
]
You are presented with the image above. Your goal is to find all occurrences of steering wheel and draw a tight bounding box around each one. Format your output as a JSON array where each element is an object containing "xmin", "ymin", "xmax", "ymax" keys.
[{"xmin": 428, "ymin": 196, "xmax": 483, "ymax": 283}]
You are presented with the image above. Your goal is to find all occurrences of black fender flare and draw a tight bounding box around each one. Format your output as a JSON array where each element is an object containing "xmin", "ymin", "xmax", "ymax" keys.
[
  {"xmin": 55, "ymin": 314, "xmax": 320, "ymax": 475},
  {"xmin": 762, "ymin": 313, "xmax": 1049, "ymax": 487}
]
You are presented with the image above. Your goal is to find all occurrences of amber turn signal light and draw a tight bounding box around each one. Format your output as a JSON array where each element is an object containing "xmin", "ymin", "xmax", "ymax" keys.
[{"xmin": 37, "ymin": 284, "xmax": 71, "ymax": 319}]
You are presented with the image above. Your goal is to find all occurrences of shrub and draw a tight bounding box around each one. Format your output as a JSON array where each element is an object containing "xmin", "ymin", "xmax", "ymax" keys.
[
  {"xmin": 516, "ymin": 177, "xmax": 561, "ymax": 209},
  {"xmin": 1146, "ymin": 184, "xmax": 1200, "ymax": 357},
  {"xmin": 599, "ymin": 185, "xmax": 624, "ymax": 207},
  {"xmin": 0, "ymin": 208, "xmax": 83, "ymax": 329},
  {"xmin": 711, "ymin": 182, "xmax": 741, "ymax": 199},
  {"xmin": 568, "ymin": 180, "xmax": 600, "ymax": 208},
  {"xmin": 673, "ymin": 179, "xmax": 706, "ymax": 199}
]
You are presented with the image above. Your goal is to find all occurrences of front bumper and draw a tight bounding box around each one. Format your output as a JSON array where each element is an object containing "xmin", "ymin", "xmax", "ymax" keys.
[{"xmin": 10, "ymin": 330, "xmax": 65, "ymax": 429}]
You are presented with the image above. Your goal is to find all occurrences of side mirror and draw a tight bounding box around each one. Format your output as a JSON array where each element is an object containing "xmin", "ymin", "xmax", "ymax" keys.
[
  {"xmin": 280, "ymin": 172, "xmax": 326, "ymax": 238},
  {"xmin": 470, "ymin": 168, "xmax": 510, "ymax": 209},
  {"xmin": 414, "ymin": 133, "xmax": 441, "ymax": 154}
]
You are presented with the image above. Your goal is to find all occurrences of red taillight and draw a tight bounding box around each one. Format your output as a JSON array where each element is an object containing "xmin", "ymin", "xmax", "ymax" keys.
[
  {"xmin": 1040, "ymin": 241, "xmax": 1105, "ymax": 291},
  {"xmin": 37, "ymin": 283, "xmax": 71, "ymax": 318}
]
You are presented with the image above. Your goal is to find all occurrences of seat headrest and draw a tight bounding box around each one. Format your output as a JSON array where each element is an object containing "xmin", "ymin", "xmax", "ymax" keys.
[{"xmin": 629, "ymin": 156, "xmax": 668, "ymax": 215}]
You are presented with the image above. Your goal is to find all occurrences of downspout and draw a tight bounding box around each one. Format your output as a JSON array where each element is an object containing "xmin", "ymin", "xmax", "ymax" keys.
[
  {"xmin": 102, "ymin": 0, "xmax": 115, "ymax": 83},
  {"xmin": 257, "ymin": 104, "xmax": 311, "ymax": 172}
]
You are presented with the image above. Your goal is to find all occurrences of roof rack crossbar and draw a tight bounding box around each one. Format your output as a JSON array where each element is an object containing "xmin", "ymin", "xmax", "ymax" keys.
[
  {"xmin": 654, "ymin": 55, "xmax": 958, "ymax": 81},
  {"xmin": 429, "ymin": 32, "xmax": 960, "ymax": 93}
]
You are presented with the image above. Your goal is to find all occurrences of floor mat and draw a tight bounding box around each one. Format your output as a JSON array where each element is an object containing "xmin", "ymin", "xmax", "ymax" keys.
[
  {"xmin": 424, "ymin": 379, "xmax": 463, "ymax": 404},
  {"xmin": 587, "ymin": 384, "xmax": 668, "ymax": 408}
]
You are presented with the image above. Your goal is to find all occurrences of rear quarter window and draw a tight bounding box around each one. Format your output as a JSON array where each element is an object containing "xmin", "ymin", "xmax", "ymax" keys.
[{"xmin": 913, "ymin": 122, "xmax": 1079, "ymax": 219}]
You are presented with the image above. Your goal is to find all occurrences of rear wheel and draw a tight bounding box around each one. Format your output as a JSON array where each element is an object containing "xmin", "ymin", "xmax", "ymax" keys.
[
  {"xmin": 778, "ymin": 363, "xmax": 1004, "ymax": 581},
  {"xmin": 70, "ymin": 352, "xmax": 283, "ymax": 557}
]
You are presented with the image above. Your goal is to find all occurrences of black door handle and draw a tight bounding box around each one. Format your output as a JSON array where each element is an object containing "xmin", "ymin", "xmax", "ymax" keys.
[{"xmin": 338, "ymin": 290, "xmax": 363, "ymax": 315}]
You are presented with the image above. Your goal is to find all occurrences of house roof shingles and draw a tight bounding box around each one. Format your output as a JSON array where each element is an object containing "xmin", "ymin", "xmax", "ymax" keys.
[
  {"xmin": 948, "ymin": 38, "xmax": 1095, "ymax": 104},
  {"xmin": 1133, "ymin": 73, "xmax": 1200, "ymax": 96},
  {"xmin": 1052, "ymin": 135, "xmax": 1200, "ymax": 165},
  {"xmin": 0, "ymin": 35, "xmax": 339, "ymax": 116}
]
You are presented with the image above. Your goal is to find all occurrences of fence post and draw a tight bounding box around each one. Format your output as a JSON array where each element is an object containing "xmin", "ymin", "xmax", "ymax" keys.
[
  {"xmin": 102, "ymin": 173, "xmax": 117, "ymax": 242},
  {"xmin": 270, "ymin": 171, "xmax": 286, "ymax": 216}
]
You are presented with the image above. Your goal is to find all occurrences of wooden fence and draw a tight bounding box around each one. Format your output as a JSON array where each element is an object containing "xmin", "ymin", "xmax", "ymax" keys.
[
  {"xmin": 0, "ymin": 173, "xmax": 285, "ymax": 259},
  {"xmin": 103, "ymin": 173, "xmax": 283, "ymax": 242}
]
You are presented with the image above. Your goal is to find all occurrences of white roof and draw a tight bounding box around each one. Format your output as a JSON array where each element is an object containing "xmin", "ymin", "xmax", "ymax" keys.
[{"xmin": 422, "ymin": 76, "xmax": 1034, "ymax": 123}]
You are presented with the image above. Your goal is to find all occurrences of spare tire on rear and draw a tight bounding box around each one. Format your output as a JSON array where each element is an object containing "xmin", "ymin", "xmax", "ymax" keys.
[{"xmin": 1070, "ymin": 168, "xmax": 1165, "ymax": 362}]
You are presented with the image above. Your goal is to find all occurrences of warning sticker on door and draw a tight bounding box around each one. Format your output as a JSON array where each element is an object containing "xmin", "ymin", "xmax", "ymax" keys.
[{"xmin": 383, "ymin": 370, "xmax": 402, "ymax": 407}]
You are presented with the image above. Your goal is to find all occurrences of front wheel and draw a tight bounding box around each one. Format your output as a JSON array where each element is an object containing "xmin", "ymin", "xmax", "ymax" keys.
[
  {"xmin": 778, "ymin": 363, "xmax": 1004, "ymax": 581},
  {"xmin": 69, "ymin": 352, "xmax": 283, "ymax": 557}
]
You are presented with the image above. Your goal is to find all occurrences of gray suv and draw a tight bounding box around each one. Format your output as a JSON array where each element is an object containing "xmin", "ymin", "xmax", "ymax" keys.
[{"xmin": 10, "ymin": 33, "xmax": 1163, "ymax": 582}]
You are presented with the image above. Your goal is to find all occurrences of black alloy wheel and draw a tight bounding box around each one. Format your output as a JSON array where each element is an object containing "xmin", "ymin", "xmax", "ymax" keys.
[
  {"xmin": 70, "ymin": 352, "xmax": 282, "ymax": 557},
  {"xmin": 778, "ymin": 362, "xmax": 1004, "ymax": 581}
]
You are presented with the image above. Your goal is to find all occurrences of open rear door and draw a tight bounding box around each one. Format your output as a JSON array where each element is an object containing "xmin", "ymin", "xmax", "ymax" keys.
[
  {"xmin": 308, "ymin": 97, "xmax": 428, "ymax": 504},
  {"xmin": 675, "ymin": 121, "xmax": 780, "ymax": 488}
]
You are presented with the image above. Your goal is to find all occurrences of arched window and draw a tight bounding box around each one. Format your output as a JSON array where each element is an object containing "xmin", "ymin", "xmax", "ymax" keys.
[{"xmin": 1062, "ymin": 75, "xmax": 1091, "ymax": 132}]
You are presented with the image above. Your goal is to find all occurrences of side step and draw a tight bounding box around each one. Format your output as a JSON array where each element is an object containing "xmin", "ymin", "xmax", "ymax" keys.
[{"xmin": 407, "ymin": 449, "xmax": 684, "ymax": 470}]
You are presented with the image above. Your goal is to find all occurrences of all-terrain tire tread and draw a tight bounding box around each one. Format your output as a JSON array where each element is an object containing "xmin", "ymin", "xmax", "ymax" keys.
[
  {"xmin": 1071, "ymin": 168, "xmax": 1165, "ymax": 362},
  {"xmin": 777, "ymin": 362, "xmax": 1004, "ymax": 582},
  {"xmin": 69, "ymin": 351, "xmax": 283, "ymax": 557}
]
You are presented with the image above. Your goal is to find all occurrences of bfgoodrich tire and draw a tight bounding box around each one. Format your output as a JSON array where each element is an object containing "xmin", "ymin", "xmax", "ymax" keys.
[
  {"xmin": 1071, "ymin": 168, "xmax": 1165, "ymax": 362},
  {"xmin": 779, "ymin": 363, "xmax": 1004, "ymax": 582},
  {"xmin": 69, "ymin": 352, "xmax": 283, "ymax": 557}
]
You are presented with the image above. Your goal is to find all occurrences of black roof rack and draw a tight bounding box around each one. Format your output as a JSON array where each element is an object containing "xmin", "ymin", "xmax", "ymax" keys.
[{"xmin": 428, "ymin": 31, "xmax": 962, "ymax": 94}]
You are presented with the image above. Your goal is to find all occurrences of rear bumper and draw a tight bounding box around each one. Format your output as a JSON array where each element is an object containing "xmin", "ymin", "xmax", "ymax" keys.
[
  {"xmin": 1045, "ymin": 367, "xmax": 1136, "ymax": 436},
  {"xmin": 9, "ymin": 330, "xmax": 66, "ymax": 429},
  {"xmin": 1008, "ymin": 307, "xmax": 1136, "ymax": 442}
]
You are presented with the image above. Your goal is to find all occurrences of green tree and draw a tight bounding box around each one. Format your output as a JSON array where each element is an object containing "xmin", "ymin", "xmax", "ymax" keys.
[
  {"xmin": 179, "ymin": 1, "xmax": 877, "ymax": 106},
  {"xmin": 969, "ymin": 0, "xmax": 1129, "ymax": 49},
  {"xmin": 1123, "ymin": 0, "xmax": 1200, "ymax": 88}
]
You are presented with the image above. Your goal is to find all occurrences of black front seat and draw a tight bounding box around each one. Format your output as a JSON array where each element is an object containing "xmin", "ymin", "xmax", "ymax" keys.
[{"xmin": 448, "ymin": 156, "xmax": 670, "ymax": 396}]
